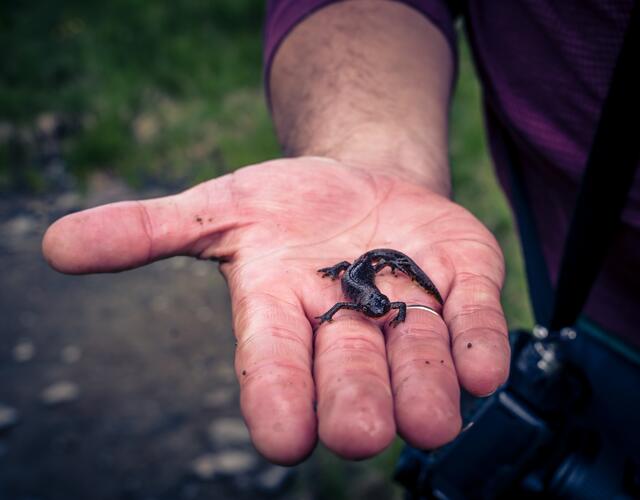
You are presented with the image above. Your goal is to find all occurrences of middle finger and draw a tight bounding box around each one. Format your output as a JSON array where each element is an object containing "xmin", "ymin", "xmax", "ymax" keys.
[{"xmin": 314, "ymin": 314, "xmax": 396, "ymax": 459}]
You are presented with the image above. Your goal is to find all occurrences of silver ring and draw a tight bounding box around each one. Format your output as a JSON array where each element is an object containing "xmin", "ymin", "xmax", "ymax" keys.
[{"xmin": 406, "ymin": 304, "xmax": 442, "ymax": 318}]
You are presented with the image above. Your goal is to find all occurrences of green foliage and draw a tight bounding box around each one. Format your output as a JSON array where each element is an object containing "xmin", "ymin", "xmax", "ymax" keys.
[{"xmin": 0, "ymin": 0, "xmax": 279, "ymax": 189}]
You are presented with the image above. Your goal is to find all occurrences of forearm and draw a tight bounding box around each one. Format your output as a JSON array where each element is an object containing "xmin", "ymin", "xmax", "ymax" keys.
[{"xmin": 269, "ymin": 0, "xmax": 455, "ymax": 195}]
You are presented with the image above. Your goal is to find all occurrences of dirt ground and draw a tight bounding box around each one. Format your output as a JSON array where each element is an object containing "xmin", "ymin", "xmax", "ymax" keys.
[{"xmin": 0, "ymin": 176, "xmax": 401, "ymax": 500}]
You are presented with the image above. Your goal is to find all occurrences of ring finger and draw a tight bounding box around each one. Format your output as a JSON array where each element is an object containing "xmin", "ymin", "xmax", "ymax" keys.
[{"xmin": 384, "ymin": 304, "xmax": 461, "ymax": 449}]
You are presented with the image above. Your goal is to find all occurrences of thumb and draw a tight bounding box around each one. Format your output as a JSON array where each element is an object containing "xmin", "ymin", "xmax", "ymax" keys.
[{"xmin": 42, "ymin": 174, "xmax": 240, "ymax": 274}]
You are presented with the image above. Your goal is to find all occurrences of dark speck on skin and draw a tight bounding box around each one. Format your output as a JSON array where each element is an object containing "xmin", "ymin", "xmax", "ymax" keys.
[
  {"xmin": 467, "ymin": 342, "xmax": 473, "ymax": 349},
  {"xmin": 440, "ymin": 360, "xmax": 444, "ymax": 364},
  {"xmin": 241, "ymin": 370, "xmax": 246, "ymax": 376},
  {"xmin": 425, "ymin": 360, "xmax": 430, "ymax": 365},
  {"xmin": 195, "ymin": 216, "xmax": 203, "ymax": 224}
]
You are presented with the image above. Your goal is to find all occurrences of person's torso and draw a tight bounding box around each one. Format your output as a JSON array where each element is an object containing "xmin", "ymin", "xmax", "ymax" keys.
[{"xmin": 463, "ymin": 0, "xmax": 639, "ymax": 343}]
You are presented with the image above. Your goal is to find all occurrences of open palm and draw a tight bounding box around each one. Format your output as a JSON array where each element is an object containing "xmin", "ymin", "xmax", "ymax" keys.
[{"xmin": 43, "ymin": 157, "xmax": 510, "ymax": 464}]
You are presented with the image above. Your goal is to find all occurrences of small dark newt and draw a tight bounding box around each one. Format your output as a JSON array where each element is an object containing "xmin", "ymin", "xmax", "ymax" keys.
[{"xmin": 316, "ymin": 248, "xmax": 443, "ymax": 327}]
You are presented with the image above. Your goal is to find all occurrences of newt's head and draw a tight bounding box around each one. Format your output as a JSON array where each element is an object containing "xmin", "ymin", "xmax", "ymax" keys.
[{"xmin": 362, "ymin": 293, "xmax": 391, "ymax": 318}]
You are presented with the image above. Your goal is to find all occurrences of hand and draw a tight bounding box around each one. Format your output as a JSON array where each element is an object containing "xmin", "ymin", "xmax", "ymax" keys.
[{"xmin": 42, "ymin": 157, "xmax": 510, "ymax": 464}]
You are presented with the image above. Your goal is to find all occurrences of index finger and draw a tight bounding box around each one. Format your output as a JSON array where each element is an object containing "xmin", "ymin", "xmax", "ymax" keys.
[{"xmin": 228, "ymin": 266, "xmax": 317, "ymax": 465}]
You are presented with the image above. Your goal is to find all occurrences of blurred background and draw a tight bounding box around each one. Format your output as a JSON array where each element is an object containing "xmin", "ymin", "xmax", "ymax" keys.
[{"xmin": 0, "ymin": 1, "xmax": 533, "ymax": 499}]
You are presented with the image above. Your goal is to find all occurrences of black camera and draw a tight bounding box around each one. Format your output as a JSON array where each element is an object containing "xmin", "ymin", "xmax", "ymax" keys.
[{"xmin": 394, "ymin": 327, "xmax": 640, "ymax": 500}]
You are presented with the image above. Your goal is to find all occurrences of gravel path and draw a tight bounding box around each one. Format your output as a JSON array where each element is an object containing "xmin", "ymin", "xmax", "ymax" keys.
[
  {"xmin": 0, "ymin": 177, "xmax": 401, "ymax": 500},
  {"xmin": 0, "ymin": 179, "xmax": 299, "ymax": 500}
]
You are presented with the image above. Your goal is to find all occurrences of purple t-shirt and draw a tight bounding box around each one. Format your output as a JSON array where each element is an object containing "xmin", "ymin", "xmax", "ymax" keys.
[{"xmin": 264, "ymin": 0, "xmax": 639, "ymax": 344}]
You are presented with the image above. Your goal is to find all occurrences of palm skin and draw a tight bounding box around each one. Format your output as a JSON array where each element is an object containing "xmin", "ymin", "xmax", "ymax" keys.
[{"xmin": 43, "ymin": 157, "xmax": 510, "ymax": 464}]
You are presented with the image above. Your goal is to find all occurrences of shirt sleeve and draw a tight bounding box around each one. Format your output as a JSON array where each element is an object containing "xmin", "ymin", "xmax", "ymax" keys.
[{"xmin": 263, "ymin": 0, "xmax": 460, "ymax": 97}]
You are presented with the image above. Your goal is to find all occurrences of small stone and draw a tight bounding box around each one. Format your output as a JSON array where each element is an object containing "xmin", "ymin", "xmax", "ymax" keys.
[
  {"xmin": 207, "ymin": 418, "xmax": 250, "ymax": 447},
  {"xmin": 13, "ymin": 340, "xmax": 35, "ymax": 362},
  {"xmin": 256, "ymin": 465, "xmax": 292, "ymax": 492},
  {"xmin": 0, "ymin": 404, "xmax": 20, "ymax": 432},
  {"xmin": 61, "ymin": 345, "xmax": 82, "ymax": 364},
  {"xmin": 37, "ymin": 113, "xmax": 58, "ymax": 134},
  {"xmin": 171, "ymin": 258, "xmax": 188, "ymax": 270},
  {"xmin": 4, "ymin": 215, "xmax": 37, "ymax": 237},
  {"xmin": 41, "ymin": 381, "xmax": 80, "ymax": 406},
  {"xmin": 202, "ymin": 389, "xmax": 234, "ymax": 409},
  {"xmin": 191, "ymin": 451, "xmax": 257, "ymax": 480},
  {"xmin": 214, "ymin": 364, "xmax": 235, "ymax": 383},
  {"xmin": 213, "ymin": 450, "xmax": 257, "ymax": 474},
  {"xmin": 191, "ymin": 454, "xmax": 218, "ymax": 480}
]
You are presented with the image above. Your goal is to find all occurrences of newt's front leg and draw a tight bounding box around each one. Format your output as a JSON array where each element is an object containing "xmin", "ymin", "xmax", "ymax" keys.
[
  {"xmin": 388, "ymin": 301, "xmax": 407, "ymax": 327},
  {"xmin": 315, "ymin": 302, "xmax": 362, "ymax": 324},
  {"xmin": 317, "ymin": 261, "xmax": 351, "ymax": 280}
]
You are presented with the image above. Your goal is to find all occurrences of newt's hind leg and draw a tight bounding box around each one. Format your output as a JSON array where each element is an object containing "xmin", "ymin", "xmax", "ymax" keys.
[
  {"xmin": 371, "ymin": 251, "xmax": 443, "ymax": 305},
  {"xmin": 317, "ymin": 261, "xmax": 351, "ymax": 280},
  {"xmin": 373, "ymin": 260, "xmax": 399, "ymax": 276}
]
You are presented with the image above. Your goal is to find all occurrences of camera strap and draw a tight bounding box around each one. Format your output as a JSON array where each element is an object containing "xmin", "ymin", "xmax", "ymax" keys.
[
  {"xmin": 549, "ymin": 2, "xmax": 640, "ymax": 330},
  {"xmin": 507, "ymin": 1, "xmax": 640, "ymax": 332}
]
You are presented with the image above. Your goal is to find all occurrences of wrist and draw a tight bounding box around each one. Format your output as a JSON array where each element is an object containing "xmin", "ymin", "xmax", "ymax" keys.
[{"xmin": 294, "ymin": 123, "xmax": 452, "ymax": 197}]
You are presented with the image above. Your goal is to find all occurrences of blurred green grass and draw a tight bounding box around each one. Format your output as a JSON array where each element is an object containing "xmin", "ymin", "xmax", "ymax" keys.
[
  {"xmin": 1, "ymin": 0, "xmax": 280, "ymax": 189},
  {"xmin": 1, "ymin": 1, "xmax": 532, "ymax": 497}
]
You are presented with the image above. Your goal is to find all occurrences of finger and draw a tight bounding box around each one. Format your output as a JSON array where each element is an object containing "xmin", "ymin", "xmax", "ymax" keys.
[
  {"xmin": 314, "ymin": 315, "xmax": 396, "ymax": 459},
  {"xmin": 42, "ymin": 176, "xmax": 238, "ymax": 274},
  {"xmin": 444, "ymin": 272, "xmax": 510, "ymax": 396},
  {"xmin": 385, "ymin": 302, "xmax": 461, "ymax": 450},
  {"xmin": 230, "ymin": 276, "xmax": 316, "ymax": 465}
]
